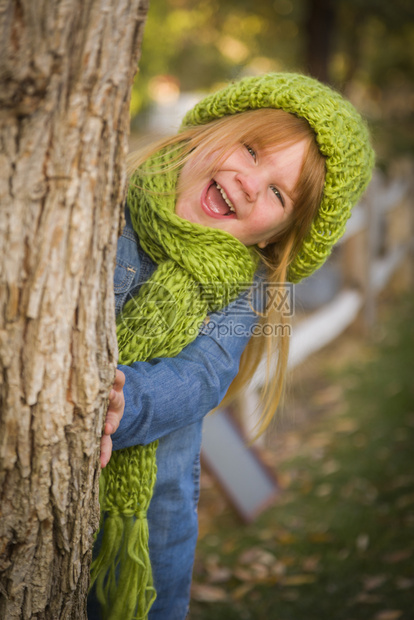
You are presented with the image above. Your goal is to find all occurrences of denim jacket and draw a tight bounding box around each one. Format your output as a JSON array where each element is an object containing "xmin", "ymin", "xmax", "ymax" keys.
[{"xmin": 99, "ymin": 206, "xmax": 260, "ymax": 619}]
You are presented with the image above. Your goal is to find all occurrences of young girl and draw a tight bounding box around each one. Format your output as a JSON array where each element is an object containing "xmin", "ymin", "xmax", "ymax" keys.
[{"xmin": 88, "ymin": 72, "xmax": 375, "ymax": 620}]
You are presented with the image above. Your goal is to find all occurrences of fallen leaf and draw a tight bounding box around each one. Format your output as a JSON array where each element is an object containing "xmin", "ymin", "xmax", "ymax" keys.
[
  {"xmin": 335, "ymin": 418, "xmax": 359, "ymax": 433},
  {"xmin": 395, "ymin": 576, "xmax": 414, "ymax": 589},
  {"xmin": 238, "ymin": 547, "xmax": 275, "ymax": 566},
  {"xmin": 258, "ymin": 528, "xmax": 276, "ymax": 541},
  {"xmin": 302, "ymin": 555, "xmax": 320, "ymax": 572},
  {"xmin": 383, "ymin": 549, "xmax": 412, "ymax": 564},
  {"xmin": 322, "ymin": 459, "xmax": 340, "ymax": 475},
  {"xmin": 231, "ymin": 583, "xmax": 254, "ymax": 600},
  {"xmin": 312, "ymin": 385, "xmax": 343, "ymax": 406},
  {"xmin": 276, "ymin": 532, "xmax": 297, "ymax": 544},
  {"xmin": 352, "ymin": 592, "xmax": 382, "ymax": 604},
  {"xmin": 206, "ymin": 565, "xmax": 232, "ymax": 583},
  {"xmin": 315, "ymin": 483, "xmax": 332, "ymax": 497},
  {"xmin": 205, "ymin": 553, "xmax": 231, "ymax": 577},
  {"xmin": 223, "ymin": 540, "xmax": 237, "ymax": 553},
  {"xmin": 362, "ymin": 575, "xmax": 387, "ymax": 591},
  {"xmin": 191, "ymin": 583, "xmax": 228, "ymax": 603},
  {"xmin": 308, "ymin": 532, "xmax": 333, "ymax": 543},
  {"xmin": 279, "ymin": 555, "xmax": 296, "ymax": 567},
  {"xmin": 277, "ymin": 471, "xmax": 293, "ymax": 489},
  {"xmin": 281, "ymin": 589, "xmax": 300, "ymax": 601},
  {"xmin": 281, "ymin": 574, "xmax": 317, "ymax": 586},
  {"xmin": 300, "ymin": 478, "xmax": 314, "ymax": 493},
  {"xmin": 337, "ymin": 548, "xmax": 350, "ymax": 560},
  {"xmin": 308, "ymin": 432, "xmax": 332, "ymax": 448},
  {"xmin": 356, "ymin": 533, "xmax": 370, "ymax": 551},
  {"xmin": 233, "ymin": 567, "xmax": 253, "ymax": 582},
  {"xmin": 250, "ymin": 562, "xmax": 270, "ymax": 580},
  {"xmin": 374, "ymin": 611, "xmax": 403, "ymax": 620},
  {"xmin": 233, "ymin": 563, "xmax": 272, "ymax": 584},
  {"xmin": 269, "ymin": 561, "xmax": 287, "ymax": 577}
]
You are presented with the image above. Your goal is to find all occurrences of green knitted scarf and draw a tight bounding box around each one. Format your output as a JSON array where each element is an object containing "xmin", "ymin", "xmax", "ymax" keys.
[{"xmin": 90, "ymin": 146, "xmax": 258, "ymax": 619}]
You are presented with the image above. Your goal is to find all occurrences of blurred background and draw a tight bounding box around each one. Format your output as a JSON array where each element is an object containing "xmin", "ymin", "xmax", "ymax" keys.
[
  {"xmin": 130, "ymin": 0, "xmax": 414, "ymax": 171},
  {"xmin": 129, "ymin": 2, "xmax": 414, "ymax": 618}
]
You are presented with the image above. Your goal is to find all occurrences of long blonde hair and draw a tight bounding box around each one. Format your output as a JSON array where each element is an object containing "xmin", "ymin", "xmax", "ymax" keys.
[{"xmin": 127, "ymin": 108, "xmax": 326, "ymax": 436}]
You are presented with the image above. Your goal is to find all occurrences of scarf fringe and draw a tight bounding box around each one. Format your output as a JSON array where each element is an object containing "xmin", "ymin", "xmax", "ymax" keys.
[
  {"xmin": 90, "ymin": 514, "xmax": 156, "ymax": 620},
  {"xmin": 91, "ymin": 443, "xmax": 158, "ymax": 620}
]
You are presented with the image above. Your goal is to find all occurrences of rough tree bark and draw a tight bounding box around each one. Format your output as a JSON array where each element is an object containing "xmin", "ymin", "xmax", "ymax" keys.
[{"xmin": 0, "ymin": 1, "xmax": 148, "ymax": 617}]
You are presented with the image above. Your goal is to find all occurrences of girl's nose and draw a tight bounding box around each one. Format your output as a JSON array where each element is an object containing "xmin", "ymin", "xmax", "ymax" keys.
[{"xmin": 235, "ymin": 172, "xmax": 260, "ymax": 201}]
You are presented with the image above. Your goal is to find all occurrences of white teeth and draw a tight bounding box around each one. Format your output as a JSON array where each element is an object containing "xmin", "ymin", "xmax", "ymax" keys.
[{"xmin": 216, "ymin": 182, "xmax": 235, "ymax": 213}]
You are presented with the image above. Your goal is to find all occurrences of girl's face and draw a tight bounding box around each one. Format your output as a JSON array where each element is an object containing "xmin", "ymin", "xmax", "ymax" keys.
[{"xmin": 175, "ymin": 138, "xmax": 307, "ymax": 248}]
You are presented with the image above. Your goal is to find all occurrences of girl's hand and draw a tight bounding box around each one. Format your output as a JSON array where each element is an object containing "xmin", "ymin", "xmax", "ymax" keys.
[{"xmin": 100, "ymin": 369, "xmax": 126, "ymax": 468}]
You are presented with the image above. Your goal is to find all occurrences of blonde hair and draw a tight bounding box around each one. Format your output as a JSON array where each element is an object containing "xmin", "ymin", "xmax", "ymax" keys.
[{"xmin": 127, "ymin": 108, "xmax": 326, "ymax": 437}]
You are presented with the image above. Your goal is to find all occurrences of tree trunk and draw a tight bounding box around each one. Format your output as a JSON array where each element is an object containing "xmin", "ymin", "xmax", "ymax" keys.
[
  {"xmin": 305, "ymin": 0, "xmax": 336, "ymax": 84},
  {"xmin": 0, "ymin": 1, "xmax": 148, "ymax": 617}
]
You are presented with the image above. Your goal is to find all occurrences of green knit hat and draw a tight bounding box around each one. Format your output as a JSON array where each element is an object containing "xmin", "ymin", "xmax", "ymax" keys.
[{"xmin": 181, "ymin": 73, "xmax": 375, "ymax": 283}]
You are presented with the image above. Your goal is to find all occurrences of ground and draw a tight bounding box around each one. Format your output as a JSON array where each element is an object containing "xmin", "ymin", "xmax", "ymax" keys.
[{"xmin": 189, "ymin": 292, "xmax": 414, "ymax": 620}]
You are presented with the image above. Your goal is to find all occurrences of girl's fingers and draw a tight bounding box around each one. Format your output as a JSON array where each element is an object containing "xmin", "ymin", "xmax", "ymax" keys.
[
  {"xmin": 101, "ymin": 369, "xmax": 125, "ymax": 469},
  {"xmin": 100, "ymin": 434, "xmax": 113, "ymax": 468},
  {"xmin": 113, "ymin": 369, "xmax": 125, "ymax": 391},
  {"xmin": 104, "ymin": 410, "xmax": 122, "ymax": 435},
  {"xmin": 106, "ymin": 393, "xmax": 125, "ymax": 428},
  {"xmin": 108, "ymin": 389, "xmax": 124, "ymax": 412}
]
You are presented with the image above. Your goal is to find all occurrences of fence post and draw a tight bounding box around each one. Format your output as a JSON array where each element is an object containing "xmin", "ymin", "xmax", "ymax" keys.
[{"xmin": 363, "ymin": 181, "xmax": 379, "ymax": 332}]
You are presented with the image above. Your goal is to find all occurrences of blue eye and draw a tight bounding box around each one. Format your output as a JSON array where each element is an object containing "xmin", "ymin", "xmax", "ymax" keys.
[
  {"xmin": 271, "ymin": 185, "xmax": 285, "ymax": 207},
  {"xmin": 245, "ymin": 144, "xmax": 256, "ymax": 161}
]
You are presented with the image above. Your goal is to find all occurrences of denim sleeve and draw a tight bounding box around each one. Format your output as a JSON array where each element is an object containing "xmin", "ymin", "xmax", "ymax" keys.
[{"xmin": 111, "ymin": 285, "xmax": 263, "ymax": 449}]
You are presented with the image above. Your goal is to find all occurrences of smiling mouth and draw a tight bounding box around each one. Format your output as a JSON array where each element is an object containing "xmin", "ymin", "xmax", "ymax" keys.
[{"xmin": 202, "ymin": 181, "xmax": 236, "ymax": 218}]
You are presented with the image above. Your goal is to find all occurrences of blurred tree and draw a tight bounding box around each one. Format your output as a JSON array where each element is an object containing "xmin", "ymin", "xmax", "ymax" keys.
[
  {"xmin": 331, "ymin": 0, "xmax": 414, "ymax": 161},
  {"xmin": 131, "ymin": 0, "xmax": 306, "ymax": 115},
  {"xmin": 0, "ymin": 1, "xmax": 148, "ymax": 618},
  {"xmin": 333, "ymin": 0, "xmax": 414, "ymax": 87},
  {"xmin": 304, "ymin": 0, "xmax": 337, "ymax": 83},
  {"xmin": 131, "ymin": 0, "xmax": 414, "ymax": 161}
]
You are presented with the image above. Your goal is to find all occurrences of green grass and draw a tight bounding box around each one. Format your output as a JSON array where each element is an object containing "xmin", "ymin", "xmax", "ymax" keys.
[{"xmin": 190, "ymin": 294, "xmax": 414, "ymax": 620}]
